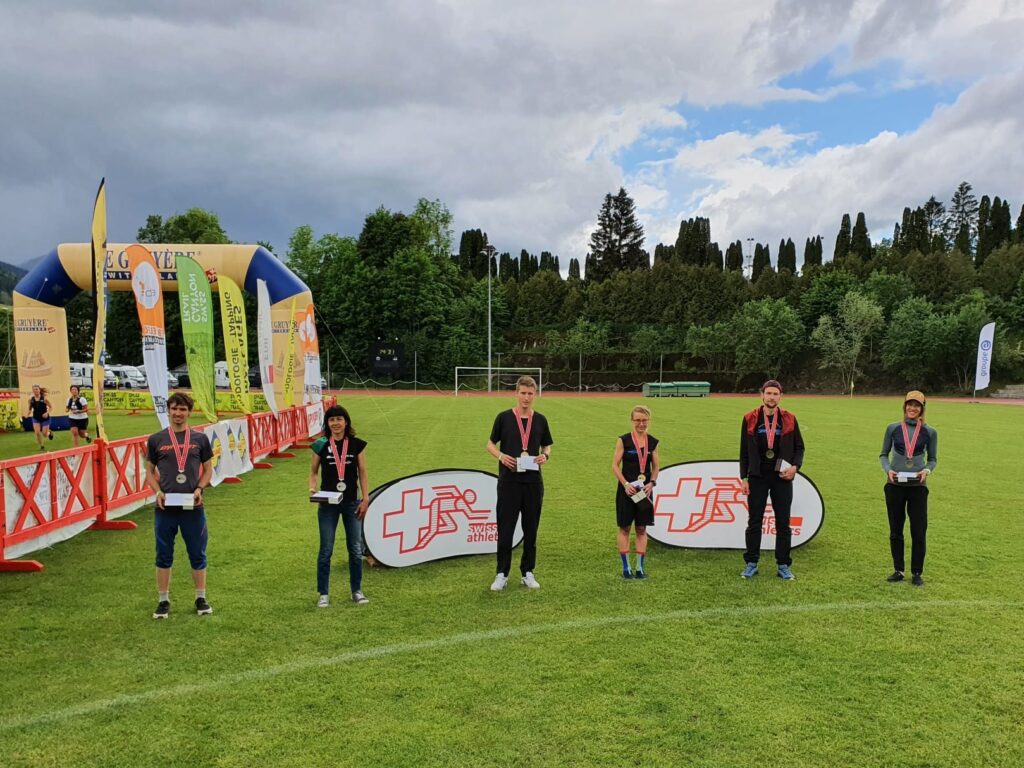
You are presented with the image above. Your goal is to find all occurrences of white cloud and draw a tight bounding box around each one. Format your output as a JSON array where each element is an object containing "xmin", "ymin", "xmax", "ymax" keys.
[{"xmin": 0, "ymin": 0, "xmax": 1022, "ymax": 274}]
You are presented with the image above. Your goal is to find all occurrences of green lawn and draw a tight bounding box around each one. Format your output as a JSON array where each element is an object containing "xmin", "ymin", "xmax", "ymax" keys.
[{"xmin": 2, "ymin": 395, "xmax": 1022, "ymax": 767}]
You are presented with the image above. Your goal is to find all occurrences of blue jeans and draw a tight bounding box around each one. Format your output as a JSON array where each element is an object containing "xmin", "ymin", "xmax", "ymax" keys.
[
  {"xmin": 154, "ymin": 506, "xmax": 208, "ymax": 569},
  {"xmin": 317, "ymin": 501, "xmax": 362, "ymax": 595}
]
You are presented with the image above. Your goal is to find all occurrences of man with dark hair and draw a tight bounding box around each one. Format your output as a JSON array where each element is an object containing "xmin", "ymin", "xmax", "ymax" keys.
[
  {"xmin": 145, "ymin": 391, "xmax": 214, "ymax": 618},
  {"xmin": 486, "ymin": 376, "xmax": 553, "ymax": 590},
  {"xmin": 739, "ymin": 380, "xmax": 805, "ymax": 580}
]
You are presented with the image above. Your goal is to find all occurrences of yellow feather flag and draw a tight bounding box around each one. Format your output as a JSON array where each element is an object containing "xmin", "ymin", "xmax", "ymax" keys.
[
  {"xmin": 217, "ymin": 274, "xmax": 251, "ymax": 413},
  {"xmin": 90, "ymin": 179, "xmax": 108, "ymax": 441},
  {"xmin": 282, "ymin": 296, "xmax": 297, "ymax": 407}
]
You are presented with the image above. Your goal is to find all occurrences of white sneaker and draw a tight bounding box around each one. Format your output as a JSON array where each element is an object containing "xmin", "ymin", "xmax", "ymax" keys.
[
  {"xmin": 317, "ymin": 594, "xmax": 329, "ymax": 608},
  {"xmin": 521, "ymin": 571, "xmax": 541, "ymax": 589},
  {"xmin": 490, "ymin": 573, "xmax": 508, "ymax": 591},
  {"xmin": 352, "ymin": 591, "xmax": 370, "ymax": 605}
]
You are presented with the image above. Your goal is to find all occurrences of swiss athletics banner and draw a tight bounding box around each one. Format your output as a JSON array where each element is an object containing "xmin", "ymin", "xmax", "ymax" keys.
[
  {"xmin": 648, "ymin": 461, "xmax": 824, "ymax": 550},
  {"xmin": 126, "ymin": 244, "xmax": 170, "ymax": 429},
  {"xmin": 362, "ymin": 469, "xmax": 522, "ymax": 567}
]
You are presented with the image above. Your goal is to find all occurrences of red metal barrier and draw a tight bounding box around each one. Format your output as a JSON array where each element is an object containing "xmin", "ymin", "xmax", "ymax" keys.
[
  {"xmin": 97, "ymin": 435, "xmax": 152, "ymax": 523},
  {"xmin": 0, "ymin": 446, "xmax": 102, "ymax": 571},
  {"xmin": 270, "ymin": 406, "xmax": 299, "ymax": 458},
  {"xmin": 248, "ymin": 410, "xmax": 278, "ymax": 468}
]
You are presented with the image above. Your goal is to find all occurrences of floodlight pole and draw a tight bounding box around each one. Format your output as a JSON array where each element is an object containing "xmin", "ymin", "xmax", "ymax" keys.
[{"xmin": 482, "ymin": 245, "xmax": 497, "ymax": 392}]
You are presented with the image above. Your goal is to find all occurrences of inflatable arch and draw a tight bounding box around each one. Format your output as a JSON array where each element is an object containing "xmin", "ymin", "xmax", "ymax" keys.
[{"xmin": 13, "ymin": 244, "xmax": 314, "ymax": 429}]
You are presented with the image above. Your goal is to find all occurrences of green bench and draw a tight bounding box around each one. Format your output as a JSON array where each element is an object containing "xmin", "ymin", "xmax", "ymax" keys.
[{"xmin": 642, "ymin": 381, "xmax": 711, "ymax": 397}]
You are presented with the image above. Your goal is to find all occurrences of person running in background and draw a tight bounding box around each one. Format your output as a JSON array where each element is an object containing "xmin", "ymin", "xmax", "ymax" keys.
[
  {"xmin": 611, "ymin": 405, "xmax": 660, "ymax": 579},
  {"xmin": 879, "ymin": 391, "xmax": 937, "ymax": 587},
  {"xmin": 28, "ymin": 384, "xmax": 53, "ymax": 450},
  {"xmin": 66, "ymin": 385, "xmax": 92, "ymax": 446}
]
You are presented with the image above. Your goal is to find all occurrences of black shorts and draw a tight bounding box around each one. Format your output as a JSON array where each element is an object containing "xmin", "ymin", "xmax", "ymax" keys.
[
  {"xmin": 616, "ymin": 488, "xmax": 654, "ymax": 528},
  {"xmin": 70, "ymin": 418, "xmax": 89, "ymax": 432}
]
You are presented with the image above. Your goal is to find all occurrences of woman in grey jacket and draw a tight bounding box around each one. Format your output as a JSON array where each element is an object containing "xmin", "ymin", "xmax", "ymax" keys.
[{"xmin": 879, "ymin": 390, "xmax": 938, "ymax": 586}]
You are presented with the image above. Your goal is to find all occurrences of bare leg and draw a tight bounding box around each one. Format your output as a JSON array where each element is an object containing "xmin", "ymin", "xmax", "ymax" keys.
[
  {"xmin": 156, "ymin": 566, "xmax": 171, "ymax": 593},
  {"xmin": 191, "ymin": 568, "xmax": 207, "ymax": 591}
]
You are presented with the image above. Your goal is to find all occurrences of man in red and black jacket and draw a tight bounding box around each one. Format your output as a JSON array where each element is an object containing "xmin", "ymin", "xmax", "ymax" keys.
[{"xmin": 739, "ymin": 380, "xmax": 804, "ymax": 580}]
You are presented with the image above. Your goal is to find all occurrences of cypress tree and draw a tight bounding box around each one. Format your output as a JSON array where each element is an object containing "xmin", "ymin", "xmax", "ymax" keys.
[
  {"xmin": 725, "ymin": 240, "xmax": 743, "ymax": 271},
  {"xmin": 568, "ymin": 257, "xmax": 581, "ymax": 281},
  {"xmin": 1017, "ymin": 204, "xmax": 1024, "ymax": 243},
  {"xmin": 834, "ymin": 213, "xmax": 852, "ymax": 261},
  {"xmin": 976, "ymin": 195, "xmax": 992, "ymax": 266},
  {"xmin": 707, "ymin": 242, "xmax": 724, "ymax": 271},
  {"xmin": 850, "ymin": 212, "xmax": 872, "ymax": 260},
  {"xmin": 778, "ymin": 238, "xmax": 796, "ymax": 272}
]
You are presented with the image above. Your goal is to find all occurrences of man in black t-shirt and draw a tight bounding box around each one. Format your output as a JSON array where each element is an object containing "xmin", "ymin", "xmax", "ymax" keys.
[{"xmin": 486, "ymin": 376, "xmax": 553, "ymax": 591}]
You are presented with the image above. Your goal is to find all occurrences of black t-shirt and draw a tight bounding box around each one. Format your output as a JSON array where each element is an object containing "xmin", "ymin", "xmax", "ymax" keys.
[
  {"xmin": 29, "ymin": 396, "xmax": 49, "ymax": 420},
  {"xmin": 489, "ymin": 409, "xmax": 554, "ymax": 483},
  {"xmin": 311, "ymin": 435, "xmax": 367, "ymax": 502},
  {"xmin": 146, "ymin": 428, "xmax": 213, "ymax": 493},
  {"xmin": 619, "ymin": 432, "xmax": 659, "ymax": 484}
]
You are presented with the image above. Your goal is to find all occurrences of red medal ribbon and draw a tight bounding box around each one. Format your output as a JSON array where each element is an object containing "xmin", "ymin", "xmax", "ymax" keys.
[
  {"xmin": 631, "ymin": 431, "xmax": 648, "ymax": 477},
  {"xmin": 763, "ymin": 408, "xmax": 779, "ymax": 451},
  {"xmin": 328, "ymin": 436, "xmax": 349, "ymax": 481},
  {"xmin": 900, "ymin": 420, "xmax": 922, "ymax": 462},
  {"xmin": 514, "ymin": 409, "xmax": 533, "ymax": 454},
  {"xmin": 168, "ymin": 425, "xmax": 190, "ymax": 474}
]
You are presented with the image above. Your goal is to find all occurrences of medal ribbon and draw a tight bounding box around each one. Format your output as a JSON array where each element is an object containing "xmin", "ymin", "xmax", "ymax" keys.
[
  {"xmin": 631, "ymin": 431, "xmax": 648, "ymax": 477},
  {"xmin": 168, "ymin": 425, "xmax": 190, "ymax": 475},
  {"xmin": 763, "ymin": 408, "xmax": 779, "ymax": 452},
  {"xmin": 328, "ymin": 437, "xmax": 349, "ymax": 483},
  {"xmin": 514, "ymin": 409, "xmax": 533, "ymax": 454},
  {"xmin": 900, "ymin": 420, "xmax": 922, "ymax": 463}
]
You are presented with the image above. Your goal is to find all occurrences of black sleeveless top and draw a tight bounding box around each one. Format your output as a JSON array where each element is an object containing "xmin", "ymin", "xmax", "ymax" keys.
[{"xmin": 619, "ymin": 432, "xmax": 658, "ymax": 483}]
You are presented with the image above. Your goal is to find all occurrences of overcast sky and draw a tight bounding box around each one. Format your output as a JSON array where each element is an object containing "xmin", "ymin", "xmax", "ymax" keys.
[{"xmin": 3, "ymin": 0, "xmax": 1024, "ymax": 270}]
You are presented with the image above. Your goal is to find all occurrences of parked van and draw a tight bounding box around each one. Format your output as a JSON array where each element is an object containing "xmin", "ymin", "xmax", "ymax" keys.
[
  {"xmin": 108, "ymin": 365, "xmax": 148, "ymax": 389},
  {"xmin": 215, "ymin": 361, "xmax": 231, "ymax": 389},
  {"xmin": 69, "ymin": 363, "xmax": 117, "ymax": 388}
]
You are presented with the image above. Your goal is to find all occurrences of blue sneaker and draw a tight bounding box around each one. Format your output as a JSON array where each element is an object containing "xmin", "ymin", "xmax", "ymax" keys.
[
  {"xmin": 741, "ymin": 563, "xmax": 758, "ymax": 579},
  {"xmin": 777, "ymin": 564, "xmax": 795, "ymax": 580}
]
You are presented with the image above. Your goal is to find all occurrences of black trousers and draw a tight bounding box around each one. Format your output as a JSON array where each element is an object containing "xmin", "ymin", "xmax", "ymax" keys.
[
  {"xmin": 745, "ymin": 474, "xmax": 793, "ymax": 566},
  {"xmin": 496, "ymin": 480, "xmax": 543, "ymax": 576},
  {"xmin": 884, "ymin": 483, "xmax": 928, "ymax": 574}
]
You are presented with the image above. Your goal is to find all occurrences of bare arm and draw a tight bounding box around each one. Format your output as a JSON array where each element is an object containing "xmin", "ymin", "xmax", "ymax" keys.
[
  {"xmin": 193, "ymin": 459, "xmax": 213, "ymax": 505},
  {"xmin": 145, "ymin": 460, "xmax": 165, "ymax": 509},
  {"xmin": 487, "ymin": 439, "xmax": 516, "ymax": 471},
  {"xmin": 357, "ymin": 452, "xmax": 369, "ymax": 519},
  {"xmin": 612, "ymin": 438, "xmax": 630, "ymax": 489},
  {"xmin": 309, "ymin": 454, "xmax": 321, "ymax": 493}
]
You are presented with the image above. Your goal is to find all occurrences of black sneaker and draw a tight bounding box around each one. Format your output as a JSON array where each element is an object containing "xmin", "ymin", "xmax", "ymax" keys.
[
  {"xmin": 622, "ymin": 570, "xmax": 634, "ymax": 580},
  {"xmin": 911, "ymin": 574, "xmax": 924, "ymax": 586},
  {"xmin": 85, "ymin": 435, "xmax": 92, "ymax": 443},
  {"xmin": 886, "ymin": 571, "xmax": 905, "ymax": 582},
  {"xmin": 152, "ymin": 600, "xmax": 170, "ymax": 619},
  {"xmin": 634, "ymin": 570, "xmax": 648, "ymax": 580},
  {"xmin": 195, "ymin": 597, "xmax": 213, "ymax": 615},
  {"xmin": 48, "ymin": 432, "xmax": 54, "ymax": 440}
]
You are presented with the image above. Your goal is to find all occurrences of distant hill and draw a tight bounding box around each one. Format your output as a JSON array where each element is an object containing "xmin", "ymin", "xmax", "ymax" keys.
[{"xmin": 0, "ymin": 260, "xmax": 27, "ymax": 305}]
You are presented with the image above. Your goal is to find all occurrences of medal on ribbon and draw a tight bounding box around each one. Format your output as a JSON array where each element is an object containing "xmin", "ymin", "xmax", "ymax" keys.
[
  {"xmin": 328, "ymin": 436, "xmax": 349, "ymax": 494},
  {"xmin": 901, "ymin": 420, "xmax": 922, "ymax": 470},
  {"xmin": 763, "ymin": 407, "xmax": 779, "ymax": 460},
  {"xmin": 632, "ymin": 430, "xmax": 648, "ymax": 483},
  {"xmin": 168, "ymin": 425, "xmax": 190, "ymax": 486},
  {"xmin": 515, "ymin": 409, "xmax": 533, "ymax": 459}
]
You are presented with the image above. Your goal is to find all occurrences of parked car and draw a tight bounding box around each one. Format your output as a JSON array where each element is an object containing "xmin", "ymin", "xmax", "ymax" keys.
[{"xmin": 167, "ymin": 371, "xmax": 179, "ymax": 388}]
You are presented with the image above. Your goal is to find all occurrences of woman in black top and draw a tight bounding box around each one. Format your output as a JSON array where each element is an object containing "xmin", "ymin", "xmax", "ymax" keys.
[
  {"xmin": 66, "ymin": 385, "xmax": 92, "ymax": 446},
  {"xmin": 308, "ymin": 405, "xmax": 369, "ymax": 607},
  {"xmin": 28, "ymin": 384, "xmax": 53, "ymax": 450},
  {"xmin": 611, "ymin": 405, "xmax": 660, "ymax": 579}
]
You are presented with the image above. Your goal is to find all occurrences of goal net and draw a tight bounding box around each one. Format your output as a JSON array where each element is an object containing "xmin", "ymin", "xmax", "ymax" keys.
[{"xmin": 454, "ymin": 367, "xmax": 543, "ymax": 396}]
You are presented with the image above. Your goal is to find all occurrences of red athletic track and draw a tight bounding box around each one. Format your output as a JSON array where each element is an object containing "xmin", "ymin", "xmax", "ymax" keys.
[{"xmin": 330, "ymin": 389, "xmax": 1024, "ymax": 405}]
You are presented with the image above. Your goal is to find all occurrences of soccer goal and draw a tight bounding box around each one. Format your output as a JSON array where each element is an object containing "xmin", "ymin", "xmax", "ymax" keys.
[{"xmin": 454, "ymin": 367, "xmax": 543, "ymax": 396}]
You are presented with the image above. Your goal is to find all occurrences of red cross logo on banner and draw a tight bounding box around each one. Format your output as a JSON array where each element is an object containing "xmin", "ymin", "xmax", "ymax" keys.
[
  {"xmin": 382, "ymin": 485, "xmax": 492, "ymax": 554},
  {"xmin": 654, "ymin": 476, "xmax": 794, "ymax": 533}
]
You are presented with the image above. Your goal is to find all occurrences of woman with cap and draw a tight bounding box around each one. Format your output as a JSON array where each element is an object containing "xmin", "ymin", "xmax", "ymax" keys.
[
  {"xmin": 879, "ymin": 391, "xmax": 937, "ymax": 586},
  {"xmin": 308, "ymin": 404, "xmax": 370, "ymax": 607}
]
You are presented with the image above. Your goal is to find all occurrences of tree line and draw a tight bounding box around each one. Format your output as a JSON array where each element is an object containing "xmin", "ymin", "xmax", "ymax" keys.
[{"xmin": 48, "ymin": 180, "xmax": 1024, "ymax": 392}]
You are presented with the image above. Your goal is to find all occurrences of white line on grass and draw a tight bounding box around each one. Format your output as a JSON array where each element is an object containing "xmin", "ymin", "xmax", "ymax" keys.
[{"xmin": 3, "ymin": 598, "xmax": 1019, "ymax": 733}]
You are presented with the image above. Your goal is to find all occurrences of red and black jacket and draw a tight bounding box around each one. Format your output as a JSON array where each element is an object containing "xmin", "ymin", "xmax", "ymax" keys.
[{"xmin": 739, "ymin": 407, "xmax": 804, "ymax": 479}]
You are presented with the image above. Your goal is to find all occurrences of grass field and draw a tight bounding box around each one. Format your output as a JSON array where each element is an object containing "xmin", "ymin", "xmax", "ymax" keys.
[{"xmin": 2, "ymin": 394, "xmax": 1022, "ymax": 767}]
